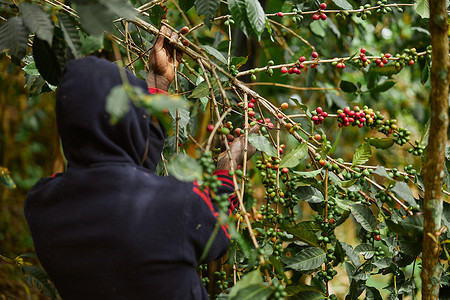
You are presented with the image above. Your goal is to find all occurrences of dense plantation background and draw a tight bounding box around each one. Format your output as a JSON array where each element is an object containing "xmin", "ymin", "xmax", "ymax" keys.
[{"xmin": 0, "ymin": 0, "xmax": 449, "ymax": 299}]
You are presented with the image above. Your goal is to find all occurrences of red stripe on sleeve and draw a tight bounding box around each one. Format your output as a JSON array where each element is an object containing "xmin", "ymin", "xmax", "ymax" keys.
[{"xmin": 148, "ymin": 87, "xmax": 168, "ymax": 95}]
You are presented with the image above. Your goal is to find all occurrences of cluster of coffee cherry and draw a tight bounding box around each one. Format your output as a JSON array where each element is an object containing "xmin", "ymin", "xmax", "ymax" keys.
[
  {"xmin": 312, "ymin": 3, "xmax": 328, "ymax": 21},
  {"xmin": 337, "ymin": 105, "xmax": 376, "ymax": 128}
]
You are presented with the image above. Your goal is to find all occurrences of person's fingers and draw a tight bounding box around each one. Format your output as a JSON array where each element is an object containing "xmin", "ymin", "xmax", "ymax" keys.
[{"xmin": 154, "ymin": 26, "xmax": 169, "ymax": 50}]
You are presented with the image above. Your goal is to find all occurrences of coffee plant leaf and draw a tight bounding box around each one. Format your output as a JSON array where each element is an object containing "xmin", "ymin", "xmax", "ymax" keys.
[
  {"xmin": 296, "ymin": 221, "xmax": 322, "ymax": 231},
  {"xmin": 248, "ymin": 134, "xmax": 277, "ymax": 157},
  {"xmin": 350, "ymin": 263, "xmax": 373, "ymax": 281},
  {"xmin": 106, "ymin": 84, "xmax": 130, "ymax": 124},
  {"xmin": 229, "ymin": 268, "xmax": 272, "ymax": 300},
  {"xmin": 294, "ymin": 186, "xmax": 324, "ymax": 204},
  {"xmin": 364, "ymin": 137, "xmax": 395, "ymax": 150},
  {"xmin": 100, "ymin": 0, "xmax": 137, "ymax": 20},
  {"xmin": 149, "ymin": 4, "xmax": 168, "ymax": 27},
  {"xmin": 347, "ymin": 278, "xmax": 366, "ymax": 298},
  {"xmin": 310, "ymin": 20, "xmax": 326, "ymax": 38},
  {"xmin": 354, "ymin": 243, "xmax": 375, "ymax": 260},
  {"xmin": 399, "ymin": 214, "xmax": 424, "ymax": 239},
  {"xmin": 58, "ymin": 14, "xmax": 82, "ymax": 59},
  {"xmin": 245, "ymin": 0, "xmax": 267, "ymax": 40},
  {"xmin": 340, "ymin": 242, "xmax": 361, "ymax": 268},
  {"xmin": 369, "ymin": 79, "xmax": 396, "ymax": 93},
  {"xmin": 333, "ymin": 196, "xmax": 351, "ymax": 211},
  {"xmin": 0, "ymin": 167, "xmax": 16, "ymax": 189},
  {"xmin": 19, "ymin": 2, "xmax": 54, "ymax": 46},
  {"xmin": 293, "ymin": 168, "xmax": 323, "ymax": 178},
  {"xmin": 335, "ymin": 210, "xmax": 350, "ymax": 227},
  {"xmin": 369, "ymin": 65, "xmax": 402, "ymax": 77},
  {"xmin": 189, "ymin": 78, "xmax": 219, "ymax": 99},
  {"xmin": 351, "ymin": 203, "xmax": 376, "ymax": 232},
  {"xmin": 0, "ymin": 17, "xmax": 29, "ymax": 61},
  {"xmin": 228, "ymin": 0, "xmax": 250, "ymax": 37},
  {"xmin": 231, "ymin": 56, "xmax": 248, "ymax": 69},
  {"xmin": 332, "ymin": 0, "xmax": 352, "ymax": 10},
  {"xmin": 421, "ymin": 63, "xmax": 430, "ymax": 85},
  {"xmin": 194, "ymin": 0, "xmax": 220, "ymax": 27},
  {"xmin": 179, "ymin": 0, "xmax": 195, "ymax": 12},
  {"xmin": 283, "ymin": 228, "xmax": 319, "ymax": 247},
  {"xmin": 289, "ymin": 97, "xmax": 311, "ymax": 118},
  {"xmin": 79, "ymin": 32, "xmax": 104, "ymax": 54},
  {"xmin": 391, "ymin": 182, "xmax": 417, "ymax": 208},
  {"xmin": 381, "ymin": 236, "xmax": 398, "ymax": 255},
  {"xmin": 285, "ymin": 284, "xmax": 324, "ymax": 297},
  {"xmin": 414, "ymin": 0, "xmax": 430, "ymax": 18},
  {"xmin": 373, "ymin": 165, "xmax": 393, "ymax": 181},
  {"xmin": 397, "ymin": 277, "xmax": 416, "ymax": 294},
  {"xmin": 352, "ymin": 142, "xmax": 372, "ymax": 166},
  {"xmin": 22, "ymin": 265, "xmax": 58, "ymax": 298},
  {"xmin": 201, "ymin": 45, "xmax": 227, "ymax": 64},
  {"xmin": 372, "ymin": 257, "xmax": 392, "ymax": 269},
  {"xmin": 279, "ymin": 143, "xmax": 308, "ymax": 168},
  {"xmin": 167, "ymin": 153, "xmax": 203, "ymax": 182},
  {"xmin": 77, "ymin": 3, "xmax": 116, "ymax": 35},
  {"xmin": 339, "ymin": 80, "xmax": 357, "ymax": 93},
  {"xmin": 398, "ymin": 238, "xmax": 422, "ymax": 258},
  {"xmin": 285, "ymin": 247, "xmax": 326, "ymax": 272},
  {"xmin": 365, "ymin": 286, "xmax": 383, "ymax": 300}
]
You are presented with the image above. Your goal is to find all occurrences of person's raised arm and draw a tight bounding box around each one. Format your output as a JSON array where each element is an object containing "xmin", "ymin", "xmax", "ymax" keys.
[{"xmin": 146, "ymin": 26, "xmax": 189, "ymax": 93}]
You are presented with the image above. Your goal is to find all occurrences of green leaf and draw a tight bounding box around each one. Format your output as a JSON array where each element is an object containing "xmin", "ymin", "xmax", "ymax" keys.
[
  {"xmin": 293, "ymin": 168, "xmax": 323, "ymax": 178},
  {"xmin": 351, "ymin": 203, "xmax": 376, "ymax": 232},
  {"xmin": 245, "ymin": 0, "xmax": 267, "ymax": 40},
  {"xmin": 228, "ymin": 0, "xmax": 250, "ymax": 37},
  {"xmin": 139, "ymin": 94, "xmax": 188, "ymax": 113},
  {"xmin": 421, "ymin": 63, "xmax": 430, "ymax": 85},
  {"xmin": 22, "ymin": 61, "xmax": 40, "ymax": 76},
  {"xmin": 365, "ymin": 286, "xmax": 383, "ymax": 300},
  {"xmin": 79, "ymin": 32, "xmax": 104, "ymax": 54},
  {"xmin": 286, "ymin": 247, "xmax": 326, "ymax": 271},
  {"xmin": 283, "ymin": 227, "xmax": 319, "ymax": 247},
  {"xmin": 231, "ymin": 56, "xmax": 248, "ymax": 69},
  {"xmin": 248, "ymin": 134, "xmax": 277, "ymax": 157},
  {"xmin": 229, "ymin": 269, "xmax": 272, "ymax": 300},
  {"xmin": 149, "ymin": 4, "xmax": 168, "ymax": 27},
  {"xmin": 414, "ymin": 0, "xmax": 429, "ymax": 18},
  {"xmin": 22, "ymin": 265, "xmax": 58, "ymax": 298},
  {"xmin": 290, "ymin": 97, "xmax": 312, "ymax": 118},
  {"xmin": 59, "ymin": 14, "xmax": 82, "ymax": 59},
  {"xmin": 328, "ymin": 128, "xmax": 342, "ymax": 155},
  {"xmin": 189, "ymin": 78, "xmax": 219, "ymax": 99},
  {"xmin": 77, "ymin": 3, "xmax": 115, "ymax": 35},
  {"xmin": 0, "ymin": 17, "xmax": 29, "ymax": 61},
  {"xmin": 101, "ymin": 0, "xmax": 137, "ymax": 20},
  {"xmin": 279, "ymin": 143, "xmax": 308, "ymax": 168},
  {"xmin": 340, "ymin": 80, "xmax": 357, "ymax": 93},
  {"xmin": 294, "ymin": 186, "xmax": 324, "ymax": 204},
  {"xmin": 201, "ymin": 45, "xmax": 227, "ymax": 64},
  {"xmin": 365, "ymin": 137, "xmax": 395, "ymax": 149},
  {"xmin": 391, "ymin": 182, "xmax": 417, "ymax": 207},
  {"xmin": 334, "ymin": 196, "xmax": 351, "ymax": 211},
  {"xmin": 370, "ymin": 65, "xmax": 402, "ymax": 77},
  {"xmin": 352, "ymin": 142, "xmax": 372, "ymax": 166},
  {"xmin": 355, "ymin": 243, "xmax": 375, "ymax": 259},
  {"xmin": 167, "ymin": 153, "xmax": 203, "ymax": 182},
  {"xmin": 106, "ymin": 84, "xmax": 130, "ymax": 124},
  {"xmin": 369, "ymin": 79, "xmax": 396, "ymax": 93},
  {"xmin": 32, "ymin": 37, "xmax": 64, "ymax": 86},
  {"xmin": 285, "ymin": 284, "xmax": 324, "ymax": 297},
  {"xmin": 332, "ymin": 0, "xmax": 352, "ymax": 10},
  {"xmin": 195, "ymin": 0, "xmax": 220, "ymax": 27},
  {"xmin": 340, "ymin": 242, "xmax": 361, "ymax": 268},
  {"xmin": 19, "ymin": 2, "xmax": 54, "ymax": 46},
  {"xmin": 373, "ymin": 166, "xmax": 392, "ymax": 180},
  {"xmin": 310, "ymin": 20, "xmax": 325, "ymax": 38},
  {"xmin": 179, "ymin": 0, "xmax": 195, "ymax": 12},
  {"xmin": 0, "ymin": 167, "xmax": 16, "ymax": 189}
]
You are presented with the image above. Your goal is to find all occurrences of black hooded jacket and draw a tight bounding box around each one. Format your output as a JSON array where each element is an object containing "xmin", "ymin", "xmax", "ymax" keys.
[{"xmin": 24, "ymin": 56, "xmax": 236, "ymax": 299}]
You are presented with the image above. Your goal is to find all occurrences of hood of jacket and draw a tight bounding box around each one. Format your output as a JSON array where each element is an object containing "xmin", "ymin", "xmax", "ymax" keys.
[{"xmin": 55, "ymin": 56, "xmax": 164, "ymax": 171}]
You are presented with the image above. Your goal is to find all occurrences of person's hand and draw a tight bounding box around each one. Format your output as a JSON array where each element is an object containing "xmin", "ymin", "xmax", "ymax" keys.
[
  {"xmin": 147, "ymin": 25, "xmax": 189, "ymax": 92},
  {"xmin": 217, "ymin": 125, "xmax": 260, "ymax": 171}
]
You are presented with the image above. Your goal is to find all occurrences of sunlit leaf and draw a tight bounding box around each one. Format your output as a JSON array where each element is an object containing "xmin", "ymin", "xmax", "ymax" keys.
[
  {"xmin": 333, "ymin": 0, "xmax": 352, "ymax": 9},
  {"xmin": 414, "ymin": 0, "xmax": 429, "ymax": 18},
  {"xmin": 229, "ymin": 269, "xmax": 272, "ymax": 300},
  {"xmin": 293, "ymin": 168, "xmax": 323, "ymax": 178},
  {"xmin": 228, "ymin": 0, "xmax": 250, "ymax": 37},
  {"xmin": 365, "ymin": 137, "xmax": 395, "ymax": 150},
  {"xmin": 248, "ymin": 134, "xmax": 277, "ymax": 157},
  {"xmin": 195, "ymin": 0, "xmax": 220, "ymax": 27},
  {"xmin": 0, "ymin": 167, "xmax": 16, "ymax": 189},
  {"xmin": 106, "ymin": 84, "xmax": 130, "ymax": 124},
  {"xmin": 294, "ymin": 186, "xmax": 324, "ymax": 204},
  {"xmin": 245, "ymin": 0, "xmax": 266, "ymax": 40},
  {"xmin": 279, "ymin": 143, "xmax": 308, "ymax": 168},
  {"xmin": 391, "ymin": 182, "xmax": 417, "ymax": 207},
  {"xmin": 352, "ymin": 142, "xmax": 372, "ymax": 166},
  {"xmin": 201, "ymin": 45, "xmax": 227, "ymax": 64}
]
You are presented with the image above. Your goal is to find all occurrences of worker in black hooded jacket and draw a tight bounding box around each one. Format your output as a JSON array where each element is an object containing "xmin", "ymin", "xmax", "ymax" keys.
[{"xmin": 24, "ymin": 26, "xmax": 257, "ymax": 299}]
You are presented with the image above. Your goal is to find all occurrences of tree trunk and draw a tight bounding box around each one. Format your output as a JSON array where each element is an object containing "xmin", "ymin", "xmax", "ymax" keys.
[{"xmin": 421, "ymin": 0, "xmax": 449, "ymax": 299}]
